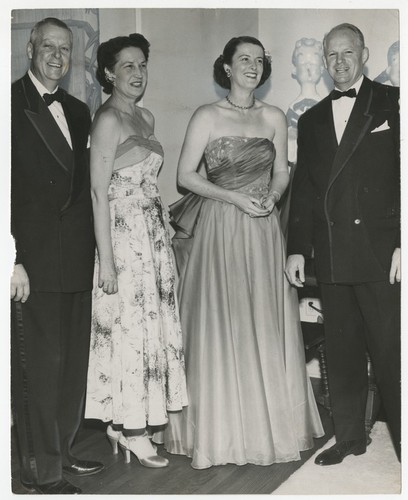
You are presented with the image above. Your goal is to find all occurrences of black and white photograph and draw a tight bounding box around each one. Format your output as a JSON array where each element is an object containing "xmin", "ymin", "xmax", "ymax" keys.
[{"xmin": 3, "ymin": 0, "xmax": 405, "ymax": 496}]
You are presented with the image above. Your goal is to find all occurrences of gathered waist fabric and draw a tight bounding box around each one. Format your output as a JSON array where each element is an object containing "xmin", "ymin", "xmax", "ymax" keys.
[{"xmin": 108, "ymin": 186, "xmax": 160, "ymax": 202}]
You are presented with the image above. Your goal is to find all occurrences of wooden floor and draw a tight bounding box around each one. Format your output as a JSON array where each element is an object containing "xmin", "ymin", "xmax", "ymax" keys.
[{"xmin": 11, "ymin": 381, "xmax": 334, "ymax": 495}]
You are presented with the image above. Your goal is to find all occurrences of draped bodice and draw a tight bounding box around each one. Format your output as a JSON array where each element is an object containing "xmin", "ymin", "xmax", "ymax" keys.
[
  {"xmin": 108, "ymin": 135, "xmax": 164, "ymax": 201},
  {"xmin": 204, "ymin": 136, "xmax": 275, "ymax": 197},
  {"xmin": 170, "ymin": 136, "xmax": 276, "ymax": 238}
]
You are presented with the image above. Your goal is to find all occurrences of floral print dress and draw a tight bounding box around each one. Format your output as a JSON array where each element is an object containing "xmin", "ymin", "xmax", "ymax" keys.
[{"xmin": 85, "ymin": 135, "xmax": 188, "ymax": 430}]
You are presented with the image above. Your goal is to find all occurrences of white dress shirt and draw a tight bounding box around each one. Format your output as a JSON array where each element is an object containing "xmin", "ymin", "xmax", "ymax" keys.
[
  {"xmin": 28, "ymin": 70, "xmax": 73, "ymax": 149},
  {"xmin": 332, "ymin": 75, "xmax": 364, "ymax": 144}
]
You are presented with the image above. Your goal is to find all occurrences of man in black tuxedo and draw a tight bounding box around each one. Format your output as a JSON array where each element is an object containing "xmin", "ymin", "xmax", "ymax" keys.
[
  {"xmin": 11, "ymin": 17, "xmax": 103, "ymax": 493},
  {"xmin": 286, "ymin": 23, "xmax": 400, "ymax": 465}
]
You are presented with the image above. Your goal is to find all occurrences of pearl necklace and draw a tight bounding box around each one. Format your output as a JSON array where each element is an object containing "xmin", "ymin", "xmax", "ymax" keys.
[{"xmin": 226, "ymin": 94, "xmax": 255, "ymax": 110}]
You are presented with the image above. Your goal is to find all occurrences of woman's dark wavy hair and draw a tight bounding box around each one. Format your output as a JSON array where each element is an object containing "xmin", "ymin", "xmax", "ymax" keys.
[
  {"xmin": 213, "ymin": 36, "xmax": 271, "ymax": 90},
  {"xmin": 96, "ymin": 33, "xmax": 150, "ymax": 94}
]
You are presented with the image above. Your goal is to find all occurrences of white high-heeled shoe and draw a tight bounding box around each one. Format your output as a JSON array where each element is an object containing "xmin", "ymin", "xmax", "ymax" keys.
[
  {"xmin": 106, "ymin": 424, "xmax": 122, "ymax": 455},
  {"xmin": 118, "ymin": 433, "xmax": 169, "ymax": 468}
]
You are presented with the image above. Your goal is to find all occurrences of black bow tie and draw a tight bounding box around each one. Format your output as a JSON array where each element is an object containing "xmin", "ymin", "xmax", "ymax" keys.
[
  {"xmin": 43, "ymin": 88, "xmax": 65, "ymax": 106},
  {"xmin": 331, "ymin": 88, "xmax": 357, "ymax": 100}
]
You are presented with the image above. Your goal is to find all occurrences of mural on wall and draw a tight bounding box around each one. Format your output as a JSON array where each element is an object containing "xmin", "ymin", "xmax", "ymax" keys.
[
  {"xmin": 374, "ymin": 40, "xmax": 400, "ymax": 87},
  {"xmin": 11, "ymin": 8, "xmax": 101, "ymax": 116},
  {"xmin": 286, "ymin": 37, "xmax": 324, "ymax": 167}
]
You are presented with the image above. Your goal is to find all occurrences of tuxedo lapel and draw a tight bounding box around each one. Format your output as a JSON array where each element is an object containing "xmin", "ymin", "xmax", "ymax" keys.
[
  {"xmin": 59, "ymin": 102, "xmax": 80, "ymax": 211},
  {"xmin": 315, "ymin": 98, "xmax": 338, "ymax": 153},
  {"xmin": 21, "ymin": 75, "xmax": 73, "ymax": 175},
  {"xmin": 327, "ymin": 77, "xmax": 374, "ymax": 188}
]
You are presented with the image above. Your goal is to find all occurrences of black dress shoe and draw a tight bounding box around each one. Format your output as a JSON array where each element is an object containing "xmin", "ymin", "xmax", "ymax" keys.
[
  {"xmin": 22, "ymin": 479, "xmax": 82, "ymax": 494},
  {"xmin": 315, "ymin": 439, "xmax": 367, "ymax": 466},
  {"xmin": 63, "ymin": 459, "xmax": 104, "ymax": 476}
]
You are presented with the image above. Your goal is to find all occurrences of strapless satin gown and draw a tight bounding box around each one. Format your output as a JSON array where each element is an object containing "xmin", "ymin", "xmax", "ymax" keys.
[
  {"xmin": 85, "ymin": 135, "xmax": 187, "ymax": 430},
  {"xmin": 159, "ymin": 136, "xmax": 324, "ymax": 468}
]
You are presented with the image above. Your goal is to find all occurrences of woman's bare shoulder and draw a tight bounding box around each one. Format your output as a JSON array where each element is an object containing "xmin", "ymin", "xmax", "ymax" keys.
[
  {"xmin": 257, "ymin": 100, "xmax": 285, "ymax": 119},
  {"xmin": 92, "ymin": 103, "xmax": 121, "ymax": 131},
  {"xmin": 138, "ymin": 106, "xmax": 155, "ymax": 127},
  {"xmin": 189, "ymin": 100, "xmax": 229, "ymax": 127}
]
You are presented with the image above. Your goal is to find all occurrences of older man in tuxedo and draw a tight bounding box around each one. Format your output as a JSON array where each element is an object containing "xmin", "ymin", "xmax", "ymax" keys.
[
  {"xmin": 286, "ymin": 23, "xmax": 400, "ymax": 465},
  {"xmin": 11, "ymin": 17, "xmax": 103, "ymax": 493}
]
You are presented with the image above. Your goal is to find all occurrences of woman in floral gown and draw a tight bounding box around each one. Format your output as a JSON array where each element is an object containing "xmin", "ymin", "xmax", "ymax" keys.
[
  {"xmin": 160, "ymin": 36, "xmax": 324, "ymax": 469},
  {"xmin": 85, "ymin": 34, "xmax": 187, "ymax": 468}
]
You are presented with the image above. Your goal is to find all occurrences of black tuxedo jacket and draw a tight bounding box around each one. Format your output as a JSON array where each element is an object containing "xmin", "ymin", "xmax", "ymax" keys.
[
  {"xmin": 287, "ymin": 76, "xmax": 400, "ymax": 284},
  {"xmin": 11, "ymin": 74, "xmax": 95, "ymax": 292}
]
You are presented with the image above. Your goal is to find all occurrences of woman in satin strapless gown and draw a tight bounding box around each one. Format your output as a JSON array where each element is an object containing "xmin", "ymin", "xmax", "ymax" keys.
[
  {"xmin": 84, "ymin": 34, "xmax": 187, "ymax": 468},
  {"xmin": 158, "ymin": 36, "xmax": 324, "ymax": 469}
]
